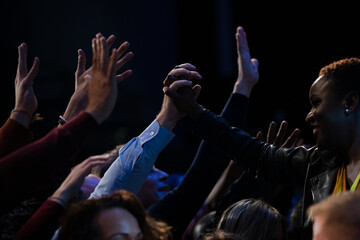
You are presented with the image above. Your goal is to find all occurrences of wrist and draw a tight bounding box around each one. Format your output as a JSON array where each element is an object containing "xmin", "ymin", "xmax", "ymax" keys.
[
  {"xmin": 232, "ymin": 80, "xmax": 253, "ymax": 97},
  {"xmin": 85, "ymin": 108, "xmax": 105, "ymax": 125},
  {"xmin": 49, "ymin": 192, "xmax": 68, "ymax": 208},
  {"xmin": 188, "ymin": 103, "xmax": 205, "ymax": 120},
  {"xmin": 156, "ymin": 110, "xmax": 179, "ymax": 131},
  {"xmin": 10, "ymin": 108, "xmax": 31, "ymax": 128}
]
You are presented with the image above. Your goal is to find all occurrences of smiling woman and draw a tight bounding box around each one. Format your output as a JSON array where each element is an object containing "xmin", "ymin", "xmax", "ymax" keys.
[
  {"xmin": 164, "ymin": 54, "xmax": 360, "ymax": 240},
  {"xmin": 57, "ymin": 190, "xmax": 172, "ymax": 240}
]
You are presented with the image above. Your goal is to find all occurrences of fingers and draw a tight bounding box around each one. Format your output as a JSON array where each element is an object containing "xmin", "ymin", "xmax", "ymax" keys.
[
  {"xmin": 26, "ymin": 57, "xmax": 40, "ymax": 85},
  {"xmin": 115, "ymin": 69, "xmax": 133, "ymax": 83},
  {"xmin": 174, "ymin": 63, "xmax": 197, "ymax": 70},
  {"xmin": 106, "ymin": 34, "xmax": 116, "ymax": 48},
  {"xmin": 17, "ymin": 43, "xmax": 28, "ymax": 79},
  {"xmin": 116, "ymin": 41, "xmax": 130, "ymax": 59},
  {"xmin": 108, "ymin": 48, "xmax": 118, "ymax": 80},
  {"xmin": 164, "ymin": 66, "xmax": 202, "ymax": 87},
  {"xmin": 236, "ymin": 26, "xmax": 250, "ymax": 59},
  {"xmin": 169, "ymin": 80, "xmax": 193, "ymax": 91},
  {"xmin": 164, "ymin": 87, "xmax": 179, "ymax": 99},
  {"xmin": 115, "ymin": 51, "xmax": 134, "ymax": 70},
  {"xmin": 97, "ymin": 33, "xmax": 107, "ymax": 73},
  {"xmin": 92, "ymin": 38, "xmax": 98, "ymax": 71},
  {"xmin": 282, "ymin": 128, "xmax": 301, "ymax": 148},
  {"xmin": 75, "ymin": 154, "xmax": 109, "ymax": 175},
  {"xmin": 273, "ymin": 121, "xmax": 288, "ymax": 146},
  {"xmin": 266, "ymin": 121, "xmax": 277, "ymax": 144},
  {"xmin": 76, "ymin": 49, "xmax": 86, "ymax": 78},
  {"xmin": 256, "ymin": 131, "xmax": 264, "ymax": 141}
]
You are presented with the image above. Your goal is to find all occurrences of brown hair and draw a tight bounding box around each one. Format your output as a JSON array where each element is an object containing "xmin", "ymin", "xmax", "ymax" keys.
[
  {"xmin": 202, "ymin": 230, "xmax": 245, "ymax": 240},
  {"xmin": 217, "ymin": 198, "xmax": 285, "ymax": 240},
  {"xmin": 58, "ymin": 190, "xmax": 172, "ymax": 240},
  {"xmin": 308, "ymin": 191, "xmax": 360, "ymax": 227},
  {"xmin": 319, "ymin": 57, "xmax": 360, "ymax": 97}
]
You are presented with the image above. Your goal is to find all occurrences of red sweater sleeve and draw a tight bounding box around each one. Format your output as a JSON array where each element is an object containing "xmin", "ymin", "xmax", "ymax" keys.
[
  {"xmin": 0, "ymin": 111, "xmax": 99, "ymax": 213},
  {"xmin": 13, "ymin": 199, "xmax": 65, "ymax": 240},
  {"xmin": 0, "ymin": 118, "xmax": 33, "ymax": 158}
]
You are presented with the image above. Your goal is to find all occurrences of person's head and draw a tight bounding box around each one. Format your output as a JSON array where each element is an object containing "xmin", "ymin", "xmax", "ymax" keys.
[
  {"xmin": 217, "ymin": 199, "xmax": 285, "ymax": 240},
  {"xmin": 136, "ymin": 166, "xmax": 170, "ymax": 208},
  {"xmin": 308, "ymin": 191, "xmax": 360, "ymax": 240},
  {"xmin": 305, "ymin": 57, "xmax": 360, "ymax": 150},
  {"xmin": 58, "ymin": 190, "xmax": 171, "ymax": 240},
  {"xmin": 202, "ymin": 230, "xmax": 245, "ymax": 240}
]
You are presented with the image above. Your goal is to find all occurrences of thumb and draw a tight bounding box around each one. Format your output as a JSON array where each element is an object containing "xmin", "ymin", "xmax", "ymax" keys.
[
  {"xmin": 251, "ymin": 58, "xmax": 259, "ymax": 69},
  {"xmin": 193, "ymin": 84, "xmax": 201, "ymax": 99}
]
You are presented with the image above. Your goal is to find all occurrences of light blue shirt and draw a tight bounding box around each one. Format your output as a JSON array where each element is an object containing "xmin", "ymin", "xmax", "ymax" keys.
[{"xmin": 89, "ymin": 119, "xmax": 174, "ymax": 199}]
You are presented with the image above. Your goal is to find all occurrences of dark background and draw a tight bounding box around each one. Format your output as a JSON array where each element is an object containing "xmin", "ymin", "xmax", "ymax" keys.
[{"xmin": 1, "ymin": 0, "xmax": 359, "ymax": 174}]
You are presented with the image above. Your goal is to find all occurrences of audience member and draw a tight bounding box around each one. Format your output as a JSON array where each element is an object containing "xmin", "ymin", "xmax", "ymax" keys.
[
  {"xmin": 58, "ymin": 190, "xmax": 172, "ymax": 240},
  {"xmin": 307, "ymin": 191, "xmax": 360, "ymax": 240},
  {"xmin": 215, "ymin": 198, "xmax": 286, "ymax": 240},
  {"xmin": 13, "ymin": 155, "xmax": 109, "ymax": 239},
  {"xmin": 165, "ymin": 25, "xmax": 360, "ymax": 239},
  {"xmin": 202, "ymin": 230, "xmax": 244, "ymax": 240},
  {"xmin": 0, "ymin": 32, "xmax": 131, "ymax": 214},
  {"xmin": 0, "ymin": 43, "xmax": 39, "ymax": 158}
]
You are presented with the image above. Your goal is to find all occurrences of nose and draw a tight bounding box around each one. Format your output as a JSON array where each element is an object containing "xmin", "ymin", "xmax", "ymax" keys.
[
  {"xmin": 305, "ymin": 109, "xmax": 314, "ymax": 124},
  {"xmin": 153, "ymin": 168, "xmax": 169, "ymax": 182}
]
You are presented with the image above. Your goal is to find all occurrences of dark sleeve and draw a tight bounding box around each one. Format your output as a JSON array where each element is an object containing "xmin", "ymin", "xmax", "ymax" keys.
[
  {"xmin": 147, "ymin": 94, "xmax": 249, "ymax": 238},
  {"xmin": 0, "ymin": 118, "xmax": 33, "ymax": 158},
  {"xmin": 13, "ymin": 200, "xmax": 65, "ymax": 240},
  {"xmin": 194, "ymin": 109, "xmax": 312, "ymax": 183},
  {"xmin": 0, "ymin": 111, "xmax": 99, "ymax": 213}
]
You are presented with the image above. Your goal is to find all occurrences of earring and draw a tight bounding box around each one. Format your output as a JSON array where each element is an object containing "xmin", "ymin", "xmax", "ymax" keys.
[{"xmin": 345, "ymin": 104, "xmax": 350, "ymax": 115}]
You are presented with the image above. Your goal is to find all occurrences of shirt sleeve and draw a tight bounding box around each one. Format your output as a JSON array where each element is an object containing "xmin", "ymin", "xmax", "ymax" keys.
[
  {"xmin": 0, "ymin": 111, "xmax": 99, "ymax": 213},
  {"xmin": 89, "ymin": 119, "xmax": 174, "ymax": 199},
  {"xmin": 0, "ymin": 118, "xmax": 33, "ymax": 158},
  {"xmin": 13, "ymin": 199, "xmax": 65, "ymax": 240}
]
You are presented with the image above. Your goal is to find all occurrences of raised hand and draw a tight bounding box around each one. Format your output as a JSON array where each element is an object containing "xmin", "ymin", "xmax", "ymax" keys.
[
  {"xmin": 256, "ymin": 120, "xmax": 303, "ymax": 148},
  {"xmin": 84, "ymin": 33, "xmax": 121, "ymax": 124},
  {"xmin": 63, "ymin": 35, "xmax": 134, "ymax": 121},
  {"xmin": 157, "ymin": 63, "xmax": 202, "ymax": 129},
  {"xmin": 49, "ymin": 155, "xmax": 108, "ymax": 207},
  {"xmin": 11, "ymin": 43, "xmax": 40, "ymax": 127},
  {"xmin": 233, "ymin": 26, "xmax": 259, "ymax": 97}
]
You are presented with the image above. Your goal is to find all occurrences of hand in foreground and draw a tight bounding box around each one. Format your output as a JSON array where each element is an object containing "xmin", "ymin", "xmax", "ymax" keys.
[
  {"xmin": 233, "ymin": 26, "xmax": 259, "ymax": 97},
  {"xmin": 63, "ymin": 35, "xmax": 134, "ymax": 121},
  {"xmin": 11, "ymin": 43, "xmax": 40, "ymax": 127},
  {"xmin": 256, "ymin": 120, "xmax": 303, "ymax": 148},
  {"xmin": 157, "ymin": 63, "xmax": 202, "ymax": 130},
  {"xmin": 84, "ymin": 33, "xmax": 121, "ymax": 124},
  {"xmin": 49, "ymin": 155, "xmax": 108, "ymax": 207}
]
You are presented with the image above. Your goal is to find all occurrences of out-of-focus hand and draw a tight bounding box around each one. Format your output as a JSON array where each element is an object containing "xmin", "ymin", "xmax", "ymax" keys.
[
  {"xmin": 233, "ymin": 26, "xmax": 259, "ymax": 97},
  {"xmin": 49, "ymin": 155, "xmax": 108, "ymax": 207},
  {"xmin": 157, "ymin": 63, "xmax": 202, "ymax": 130},
  {"xmin": 11, "ymin": 43, "xmax": 40, "ymax": 128},
  {"xmin": 256, "ymin": 120, "xmax": 303, "ymax": 148},
  {"xmin": 84, "ymin": 33, "xmax": 122, "ymax": 124},
  {"xmin": 63, "ymin": 35, "xmax": 134, "ymax": 122}
]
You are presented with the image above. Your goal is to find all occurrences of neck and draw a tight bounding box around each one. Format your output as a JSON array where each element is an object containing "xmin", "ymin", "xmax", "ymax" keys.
[{"xmin": 346, "ymin": 141, "xmax": 360, "ymax": 184}]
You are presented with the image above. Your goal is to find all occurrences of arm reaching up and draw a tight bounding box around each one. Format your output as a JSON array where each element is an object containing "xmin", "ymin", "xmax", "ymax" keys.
[{"xmin": 62, "ymin": 35, "xmax": 134, "ymax": 123}]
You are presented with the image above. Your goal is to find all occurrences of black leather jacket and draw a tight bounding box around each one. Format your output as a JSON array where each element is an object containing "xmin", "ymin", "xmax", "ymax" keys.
[{"xmin": 194, "ymin": 109, "xmax": 342, "ymax": 240}]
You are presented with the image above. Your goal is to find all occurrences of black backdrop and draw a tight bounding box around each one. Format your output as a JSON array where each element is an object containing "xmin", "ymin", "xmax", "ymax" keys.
[{"xmin": 1, "ymin": 0, "xmax": 359, "ymax": 173}]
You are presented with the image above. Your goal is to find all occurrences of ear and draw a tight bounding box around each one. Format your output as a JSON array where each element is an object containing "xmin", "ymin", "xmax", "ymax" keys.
[{"xmin": 343, "ymin": 91, "xmax": 359, "ymax": 114}]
